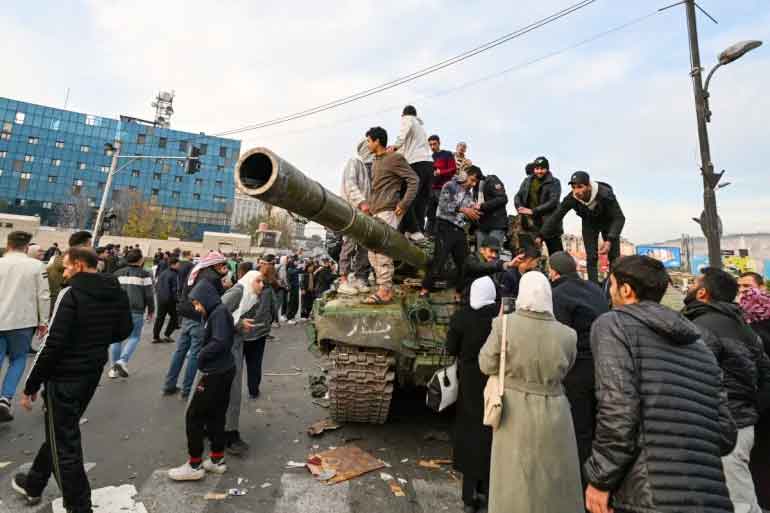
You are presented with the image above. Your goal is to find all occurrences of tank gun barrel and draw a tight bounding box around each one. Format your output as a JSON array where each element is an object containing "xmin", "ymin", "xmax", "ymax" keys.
[{"xmin": 234, "ymin": 147, "xmax": 429, "ymax": 269}]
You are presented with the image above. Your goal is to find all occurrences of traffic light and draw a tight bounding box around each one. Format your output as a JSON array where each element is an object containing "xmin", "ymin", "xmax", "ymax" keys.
[{"xmin": 185, "ymin": 146, "xmax": 201, "ymax": 174}]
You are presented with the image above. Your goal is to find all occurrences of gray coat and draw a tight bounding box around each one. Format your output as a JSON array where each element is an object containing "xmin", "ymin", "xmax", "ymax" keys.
[
  {"xmin": 479, "ymin": 309, "xmax": 583, "ymax": 513},
  {"xmin": 221, "ymin": 284, "xmax": 275, "ymax": 341}
]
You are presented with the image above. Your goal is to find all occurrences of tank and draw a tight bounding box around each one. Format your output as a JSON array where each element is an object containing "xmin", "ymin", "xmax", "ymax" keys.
[{"xmin": 235, "ymin": 147, "xmax": 458, "ymax": 423}]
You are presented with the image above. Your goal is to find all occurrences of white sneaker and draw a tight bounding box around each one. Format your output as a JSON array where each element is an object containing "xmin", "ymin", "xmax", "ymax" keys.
[
  {"xmin": 338, "ymin": 282, "xmax": 359, "ymax": 296},
  {"xmin": 107, "ymin": 365, "xmax": 119, "ymax": 379},
  {"xmin": 168, "ymin": 462, "xmax": 205, "ymax": 481},
  {"xmin": 202, "ymin": 459, "xmax": 227, "ymax": 474},
  {"xmin": 408, "ymin": 232, "xmax": 426, "ymax": 242},
  {"xmin": 287, "ymin": 319, "xmax": 297, "ymax": 325},
  {"xmin": 279, "ymin": 316, "xmax": 288, "ymax": 322}
]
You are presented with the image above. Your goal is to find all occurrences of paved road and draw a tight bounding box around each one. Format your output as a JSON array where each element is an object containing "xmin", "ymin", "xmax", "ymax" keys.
[{"xmin": 0, "ymin": 321, "xmax": 464, "ymax": 513}]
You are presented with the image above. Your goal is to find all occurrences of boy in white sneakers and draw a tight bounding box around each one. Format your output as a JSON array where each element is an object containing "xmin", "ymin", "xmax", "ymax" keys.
[{"xmin": 168, "ymin": 280, "xmax": 235, "ymax": 481}]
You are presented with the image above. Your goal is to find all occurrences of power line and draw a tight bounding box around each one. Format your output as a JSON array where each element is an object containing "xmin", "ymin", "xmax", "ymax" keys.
[
  {"xmin": 213, "ymin": 0, "xmax": 597, "ymax": 136},
  {"xmin": 240, "ymin": 8, "xmax": 663, "ymax": 143}
]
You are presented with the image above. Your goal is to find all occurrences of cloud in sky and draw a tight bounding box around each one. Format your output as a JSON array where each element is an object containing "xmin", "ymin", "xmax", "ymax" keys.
[{"xmin": 4, "ymin": 0, "xmax": 769, "ymax": 243}]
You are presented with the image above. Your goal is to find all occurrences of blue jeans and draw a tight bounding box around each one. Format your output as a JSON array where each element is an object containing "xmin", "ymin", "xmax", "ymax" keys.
[
  {"xmin": 110, "ymin": 312, "xmax": 144, "ymax": 365},
  {"xmin": 0, "ymin": 327, "xmax": 35, "ymax": 399},
  {"xmin": 163, "ymin": 317, "xmax": 203, "ymax": 396}
]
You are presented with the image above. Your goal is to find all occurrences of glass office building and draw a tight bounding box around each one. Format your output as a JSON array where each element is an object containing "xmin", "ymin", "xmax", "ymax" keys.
[{"xmin": 0, "ymin": 97, "xmax": 241, "ymax": 239}]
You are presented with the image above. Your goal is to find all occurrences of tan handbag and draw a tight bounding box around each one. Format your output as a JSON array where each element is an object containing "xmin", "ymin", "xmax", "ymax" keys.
[{"xmin": 483, "ymin": 306, "xmax": 507, "ymax": 430}]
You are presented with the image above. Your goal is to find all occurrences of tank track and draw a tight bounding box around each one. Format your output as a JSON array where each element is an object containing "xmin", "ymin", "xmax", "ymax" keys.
[{"xmin": 328, "ymin": 344, "xmax": 396, "ymax": 424}]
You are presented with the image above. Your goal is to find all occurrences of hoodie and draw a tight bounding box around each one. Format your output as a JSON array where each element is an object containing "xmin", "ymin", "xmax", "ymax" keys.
[
  {"xmin": 24, "ymin": 272, "xmax": 133, "ymax": 395},
  {"xmin": 190, "ymin": 280, "xmax": 235, "ymax": 375},
  {"xmin": 392, "ymin": 115, "xmax": 431, "ymax": 164},
  {"xmin": 340, "ymin": 140, "xmax": 373, "ymax": 208},
  {"xmin": 585, "ymin": 301, "xmax": 736, "ymax": 513}
]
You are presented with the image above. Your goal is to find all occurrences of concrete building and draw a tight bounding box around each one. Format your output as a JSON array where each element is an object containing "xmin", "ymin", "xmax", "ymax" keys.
[{"xmin": 230, "ymin": 192, "xmax": 265, "ymax": 228}]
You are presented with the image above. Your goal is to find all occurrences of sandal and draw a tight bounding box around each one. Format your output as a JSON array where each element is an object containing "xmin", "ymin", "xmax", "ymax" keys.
[{"xmin": 361, "ymin": 294, "xmax": 392, "ymax": 305}]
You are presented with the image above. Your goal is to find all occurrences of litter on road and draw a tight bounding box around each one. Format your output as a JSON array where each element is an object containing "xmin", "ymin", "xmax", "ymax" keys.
[
  {"xmin": 307, "ymin": 418, "xmax": 342, "ymax": 437},
  {"xmin": 204, "ymin": 492, "xmax": 228, "ymax": 500},
  {"xmin": 307, "ymin": 445, "xmax": 385, "ymax": 485},
  {"xmin": 417, "ymin": 459, "xmax": 452, "ymax": 470},
  {"xmin": 228, "ymin": 488, "xmax": 248, "ymax": 496}
]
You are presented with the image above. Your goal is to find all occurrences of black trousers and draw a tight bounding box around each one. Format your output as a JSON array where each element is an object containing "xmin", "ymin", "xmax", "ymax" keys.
[
  {"xmin": 287, "ymin": 286, "xmax": 299, "ymax": 320},
  {"xmin": 422, "ymin": 220, "xmax": 467, "ymax": 292},
  {"xmin": 462, "ymin": 476, "xmax": 489, "ymax": 506},
  {"xmin": 153, "ymin": 300, "xmax": 178, "ymax": 339},
  {"xmin": 186, "ymin": 367, "xmax": 235, "ymax": 458},
  {"xmin": 544, "ymin": 236, "xmax": 564, "ymax": 255},
  {"xmin": 563, "ymin": 357, "xmax": 596, "ymax": 491},
  {"xmin": 425, "ymin": 189, "xmax": 441, "ymax": 235},
  {"xmin": 399, "ymin": 161, "xmax": 433, "ymax": 234},
  {"xmin": 243, "ymin": 337, "xmax": 267, "ymax": 397},
  {"xmin": 301, "ymin": 291, "xmax": 315, "ymax": 318},
  {"xmin": 582, "ymin": 223, "xmax": 620, "ymax": 283},
  {"xmin": 27, "ymin": 375, "xmax": 101, "ymax": 513}
]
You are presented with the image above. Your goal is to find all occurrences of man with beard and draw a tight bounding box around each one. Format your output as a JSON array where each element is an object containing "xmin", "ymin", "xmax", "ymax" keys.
[
  {"xmin": 540, "ymin": 171, "xmax": 625, "ymax": 283},
  {"xmin": 683, "ymin": 267, "xmax": 770, "ymax": 513},
  {"xmin": 514, "ymin": 156, "xmax": 563, "ymax": 254}
]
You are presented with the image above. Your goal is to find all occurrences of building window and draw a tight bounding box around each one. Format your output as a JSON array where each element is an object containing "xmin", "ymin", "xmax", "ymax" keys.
[
  {"xmin": 20, "ymin": 172, "xmax": 32, "ymax": 179},
  {"xmin": 179, "ymin": 140, "xmax": 188, "ymax": 152},
  {"xmin": 194, "ymin": 178, "xmax": 203, "ymax": 186},
  {"xmin": 50, "ymin": 119, "xmax": 60, "ymax": 131},
  {"xmin": 99, "ymin": 165, "xmax": 109, "ymax": 173},
  {"xmin": 216, "ymin": 165, "xmax": 224, "ymax": 173},
  {"xmin": 48, "ymin": 175, "xmax": 58, "ymax": 183},
  {"xmin": 28, "ymin": 136, "xmax": 39, "ymax": 144},
  {"xmin": 214, "ymin": 195, "xmax": 226, "ymax": 203},
  {"xmin": 98, "ymin": 182, "xmax": 105, "ymax": 190},
  {"xmin": 215, "ymin": 180, "xmax": 223, "ymax": 188},
  {"xmin": 55, "ymin": 140, "xmax": 64, "ymax": 149},
  {"xmin": 2, "ymin": 122, "xmax": 11, "ymax": 133},
  {"xmin": 174, "ymin": 176, "xmax": 183, "ymax": 183},
  {"xmin": 128, "ymin": 185, "xmax": 138, "ymax": 192},
  {"xmin": 162, "ymin": 163, "xmax": 171, "ymax": 173},
  {"xmin": 153, "ymin": 172, "xmax": 161, "ymax": 180},
  {"xmin": 24, "ymin": 154, "xmax": 34, "ymax": 163},
  {"xmin": 72, "ymin": 180, "xmax": 83, "ymax": 195},
  {"xmin": 85, "ymin": 115, "xmax": 98, "ymax": 126},
  {"xmin": 104, "ymin": 147, "xmax": 114, "ymax": 156},
  {"xmin": 42, "ymin": 201, "xmax": 53, "ymax": 209},
  {"xmin": 137, "ymin": 133, "xmax": 146, "ymax": 144},
  {"xmin": 78, "ymin": 162, "xmax": 86, "ymax": 170},
  {"xmin": 0, "ymin": 151, "xmax": 6, "ymax": 158},
  {"xmin": 171, "ymin": 191, "xmax": 180, "ymax": 199},
  {"xmin": 73, "ymin": 179, "xmax": 84, "ymax": 186},
  {"xmin": 131, "ymin": 169, "xmax": 140, "ymax": 177},
  {"xmin": 199, "ymin": 144, "xmax": 207, "ymax": 155},
  {"xmin": 219, "ymin": 146, "xmax": 227, "ymax": 158},
  {"xmin": 15, "ymin": 199, "xmax": 27, "ymax": 206},
  {"xmin": 13, "ymin": 160, "xmax": 23, "ymax": 172},
  {"xmin": 151, "ymin": 188, "xmax": 159, "ymax": 197},
  {"xmin": 159, "ymin": 137, "xmax": 167, "ymax": 149},
  {"xmin": 193, "ymin": 193, "xmax": 201, "ymax": 200},
  {"xmin": 88, "ymin": 197, "xmax": 97, "ymax": 207},
  {"xmin": 80, "ymin": 145, "xmax": 90, "ymax": 153},
  {"xmin": 0, "ymin": 169, "xmax": 3, "ymax": 176},
  {"xmin": 14, "ymin": 112, "xmax": 26, "ymax": 124},
  {"xmin": 0, "ymin": 133, "xmax": 10, "ymax": 141},
  {"xmin": 51, "ymin": 159, "xmax": 62, "ymax": 167}
]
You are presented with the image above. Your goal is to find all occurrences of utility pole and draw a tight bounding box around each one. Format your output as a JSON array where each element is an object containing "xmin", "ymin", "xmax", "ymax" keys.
[
  {"xmin": 684, "ymin": 0, "xmax": 722, "ymax": 268},
  {"xmin": 93, "ymin": 139, "xmax": 121, "ymax": 246}
]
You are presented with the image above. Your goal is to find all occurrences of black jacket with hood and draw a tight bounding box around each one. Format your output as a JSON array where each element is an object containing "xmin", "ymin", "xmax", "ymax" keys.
[
  {"xmin": 514, "ymin": 171, "xmax": 563, "ymax": 234},
  {"xmin": 474, "ymin": 173, "xmax": 508, "ymax": 232},
  {"xmin": 541, "ymin": 181, "xmax": 624, "ymax": 239},
  {"xmin": 551, "ymin": 274, "xmax": 608, "ymax": 359},
  {"xmin": 156, "ymin": 267, "xmax": 178, "ymax": 304},
  {"xmin": 177, "ymin": 266, "xmax": 225, "ymax": 321},
  {"xmin": 190, "ymin": 280, "xmax": 235, "ymax": 375},
  {"xmin": 24, "ymin": 272, "xmax": 133, "ymax": 395},
  {"xmin": 585, "ymin": 301, "xmax": 736, "ymax": 513},
  {"xmin": 683, "ymin": 299, "xmax": 770, "ymax": 428}
]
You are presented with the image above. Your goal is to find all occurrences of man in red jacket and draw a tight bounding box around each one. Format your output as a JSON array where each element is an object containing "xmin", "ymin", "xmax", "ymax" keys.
[{"xmin": 426, "ymin": 134, "xmax": 457, "ymax": 235}]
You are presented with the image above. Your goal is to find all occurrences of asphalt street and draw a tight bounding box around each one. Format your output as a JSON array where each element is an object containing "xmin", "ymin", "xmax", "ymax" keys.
[{"xmin": 0, "ymin": 321, "xmax": 464, "ymax": 513}]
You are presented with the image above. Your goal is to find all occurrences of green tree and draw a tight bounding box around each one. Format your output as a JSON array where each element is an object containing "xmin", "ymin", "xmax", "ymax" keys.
[{"xmin": 120, "ymin": 197, "xmax": 186, "ymax": 239}]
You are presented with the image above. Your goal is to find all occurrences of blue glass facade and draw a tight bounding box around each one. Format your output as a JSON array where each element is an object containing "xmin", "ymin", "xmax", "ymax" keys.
[{"xmin": 0, "ymin": 97, "xmax": 240, "ymax": 239}]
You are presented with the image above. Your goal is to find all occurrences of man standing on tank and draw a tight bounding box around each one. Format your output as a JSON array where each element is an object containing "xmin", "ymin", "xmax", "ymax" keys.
[
  {"xmin": 362, "ymin": 126, "xmax": 418, "ymax": 305},
  {"xmin": 514, "ymin": 156, "xmax": 563, "ymax": 255}
]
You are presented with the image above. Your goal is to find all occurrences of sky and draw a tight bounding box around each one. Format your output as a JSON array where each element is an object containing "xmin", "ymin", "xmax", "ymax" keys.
[{"xmin": 3, "ymin": 0, "xmax": 769, "ymax": 244}]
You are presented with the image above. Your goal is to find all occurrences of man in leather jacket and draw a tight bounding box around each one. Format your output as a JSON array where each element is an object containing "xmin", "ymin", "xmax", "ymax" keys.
[
  {"xmin": 584, "ymin": 255, "xmax": 735, "ymax": 513},
  {"xmin": 540, "ymin": 170, "xmax": 625, "ymax": 283},
  {"xmin": 683, "ymin": 267, "xmax": 770, "ymax": 513},
  {"xmin": 514, "ymin": 156, "xmax": 562, "ymax": 254},
  {"xmin": 471, "ymin": 165, "xmax": 508, "ymax": 251}
]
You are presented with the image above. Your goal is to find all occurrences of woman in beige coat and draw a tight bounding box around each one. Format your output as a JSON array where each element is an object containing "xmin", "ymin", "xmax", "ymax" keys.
[{"xmin": 479, "ymin": 271, "xmax": 583, "ymax": 513}]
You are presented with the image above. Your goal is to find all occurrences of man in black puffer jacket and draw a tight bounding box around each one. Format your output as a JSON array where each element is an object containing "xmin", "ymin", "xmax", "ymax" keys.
[
  {"xmin": 548, "ymin": 252, "xmax": 608, "ymax": 489},
  {"xmin": 514, "ymin": 156, "xmax": 563, "ymax": 254},
  {"xmin": 683, "ymin": 267, "xmax": 770, "ymax": 513},
  {"xmin": 470, "ymin": 166, "xmax": 508, "ymax": 251},
  {"xmin": 584, "ymin": 255, "xmax": 735, "ymax": 513},
  {"xmin": 14, "ymin": 247, "xmax": 132, "ymax": 512}
]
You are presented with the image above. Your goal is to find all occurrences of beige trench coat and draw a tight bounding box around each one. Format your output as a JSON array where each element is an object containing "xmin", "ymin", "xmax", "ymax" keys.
[{"xmin": 479, "ymin": 309, "xmax": 583, "ymax": 513}]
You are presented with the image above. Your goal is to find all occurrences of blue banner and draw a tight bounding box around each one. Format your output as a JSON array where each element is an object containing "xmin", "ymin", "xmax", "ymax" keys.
[{"xmin": 636, "ymin": 246, "xmax": 682, "ymax": 268}]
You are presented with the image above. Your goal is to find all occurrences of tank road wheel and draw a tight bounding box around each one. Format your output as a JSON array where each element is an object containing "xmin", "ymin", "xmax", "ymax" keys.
[{"xmin": 328, "ymin": 344, "xmax": 396, "ymax": 424}]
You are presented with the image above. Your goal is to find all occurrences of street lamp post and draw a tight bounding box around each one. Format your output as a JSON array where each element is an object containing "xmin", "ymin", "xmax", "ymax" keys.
[{"xmin": 683, "ymin": 0, "xmax": 762, "ymax": 268}]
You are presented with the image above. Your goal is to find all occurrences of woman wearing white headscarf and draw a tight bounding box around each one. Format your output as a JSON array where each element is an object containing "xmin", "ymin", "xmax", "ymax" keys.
[
  {"xmin": 447, "ymin": 276, "xmax": 498, "ymax": 512},
  {"xmin": 479, "ymin": 271, "xmax": 583, "ymax": 513},
  {"xmin": 220, "ymin": 270, "xmax": 276, "ymax": 456}
]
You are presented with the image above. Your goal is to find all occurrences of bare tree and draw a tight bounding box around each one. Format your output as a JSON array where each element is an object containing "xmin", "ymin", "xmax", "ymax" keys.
[{"xmin": 55, "ymin": 196, "xmax": 93, "ymax": 229}]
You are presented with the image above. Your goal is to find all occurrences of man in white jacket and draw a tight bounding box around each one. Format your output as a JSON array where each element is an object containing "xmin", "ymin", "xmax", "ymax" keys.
[
  {"xmin": 0, "ymin": 231, "xmax": 50, "ymax": 422},
  {"xmin": 388, "ymin": 105, "xmax": 432, "ymax": 242},
  {"xmin": 338, "ymin": 140, "xmax": 373, "ymax": 295}
]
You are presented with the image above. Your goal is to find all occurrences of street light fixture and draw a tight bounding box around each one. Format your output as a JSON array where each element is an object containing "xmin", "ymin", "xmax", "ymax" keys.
[{"xmin": 704, "ymin": 40, "xmax": 763, "ymax": 121}]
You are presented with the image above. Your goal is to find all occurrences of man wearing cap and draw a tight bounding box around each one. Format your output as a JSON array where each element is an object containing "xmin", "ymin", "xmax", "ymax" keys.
[
  {"xmin": 471, "ymin": 165, "xmax": 509, "ymax": 252},
  {"xmin": 500, "ymin": 246, "xmax": 542, "ymax": 298},
  {"xmin": 540, "ymin": 171, "xmax": 625, "ymax": 283},
  {"xmin": 548, "ymin": 251, "xmax": 608, "ymax": 489},
  {"xmin": 514, "ymin": 156, "xmax": 563, "ymax": 254},
  {"xmin": 461, "ymin": 234, "xmax": 520, "ymax": 300}
]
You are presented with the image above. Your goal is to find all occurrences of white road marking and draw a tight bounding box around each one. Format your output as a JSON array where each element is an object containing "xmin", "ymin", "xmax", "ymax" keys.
[
  {"xmin": 274, "ymin": 473, "xmax": 351, "ymax": 513},
  {"xmin": 137, "ymin": 469, "xmax": 224, "ymax": 513},
  {"xmin": 52, "ymin": 484, "xmax": 147, "ymax": 513},
  {"xmin": 1, "ymin": 462, "xmax": 96, "ymax": 513}
]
